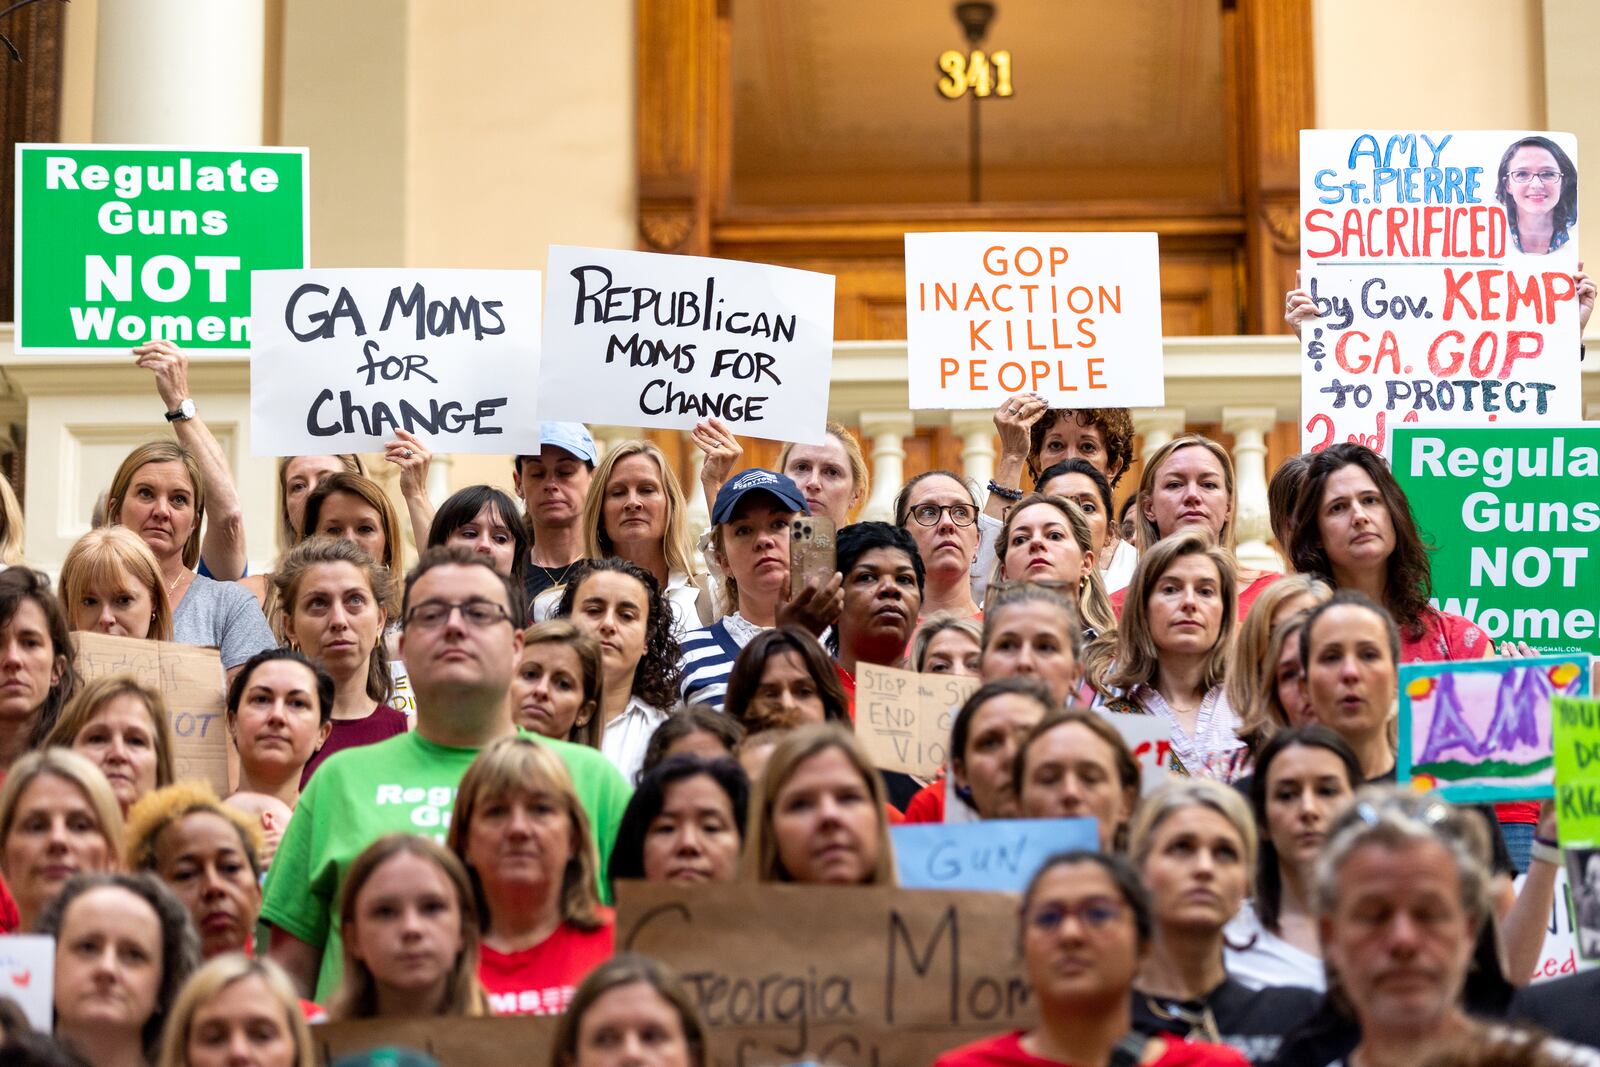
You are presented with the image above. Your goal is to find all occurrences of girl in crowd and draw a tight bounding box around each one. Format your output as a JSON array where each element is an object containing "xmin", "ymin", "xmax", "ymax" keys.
[
  {"xmin": 426, "ymin": 484, "xmax": 531, "ymax": 607},
  {"xmin": 225, "ymin": 649, "xmax": 334, "ymax": 816},
  {"xmin": 301, "ymin": 471, "xmax": 404, "ymax": 577},
  {"xmin": 1036, "ymin": 457, "xmax": 1137, "ymax": 593},
  {"xmin": 0, "ymin": 568, "xmax": 80, "ymax": 765},
  {"xmin": 447, "ymin": 737, "xmax": 613, "ymax": 1017},
  {"xmin": 275, "ymin": 537, "xmax": 406, "ymax": 781},
  {"xmin": 911, "ymin": 613, "xmax": 982, "ymax": 675},
  {"xmin": 512, "ymin": 620, "xmax": 604, "ymax": 747},
  {"xmin": 58, "ymin": 527, "xmax": 173, "ymax": 641},
  {"xmin": 155, "ymin": 955, "xmax": 315, "ymax": 1067},
  {"xmin": 980, "ymin": 582, "xmax": 1087, "ymax": 706},
  {"xmin": 44, "ymin": 675, "xmax": 175, "ymax": 815},
  {"xmin": 551, "ymin": 954, "xmax": 709, "ymax": 1067},
  {"xmin": 0, "ymin": 749, "xmax": 123, "ymax": 932},
  {"xmin": 721, "ymin": 628, "xmax": 850, "ymax": 733},
  {"xmin": 934, "ymin": 851, "xmax": 1246, "ymax": 1067},
  {"xmin": 1013, "ymin": 711, "xmax": 1142, "ymax": 852},
  {"xmin": 1227, "ymin": 725, "xmax": 1360, "ymax": 991},
  {"xmin": 40, "ymin": 871, "xmax": 198, "ymax": 1067},
  {"xmin": 573, "ymin": 441, "xmax": 710, "ymax": 635},
  {"xmin": 329, "ymin": 834, "xmax": 488, "ymax": 1021},
  {"xmin": 242, "ymin": 452, "xmax": 364, "ymax": 629},
  {"xmin": 1226, "ymin": 575, "xmax": 1331, "ymax": 757},
  {"xmin": 777, "ymin": 420, "xmax": 870, "ymax": 526},
  {"xmin": 895, "ymin": 471, "xmax": 983, "ymax": 620},
  {"xmin": 743, "ymin": 724, "xmax": 896, "ymax": 886},
  {"xmin": 106, "ymin": 441, "xmax": 275, "ymax": 675},
  {"xmin": 638, "ymin": 706, "xmax": 743, "ymax": 781},
  {"xmin": 994, "ymin": 491, "xmax": 1117, "ymax": 636},
  {"xmin": 1105, "ymin": 532, "xmax": 1245, "ymax": 781},
  {"xmin": 125, "ymin": 782, "xmax": 264, "ymax": 962},
  {"xmin": 1127, "ymin": 780, "xmax": 1319, "ymax": 1064},
  {"xmin": 608, "ymin": 754, "xmax": 748, "ymax": 892},
  {"xmin": 557, "ymin": 558, "xmax": 683, "ymax": 783}
]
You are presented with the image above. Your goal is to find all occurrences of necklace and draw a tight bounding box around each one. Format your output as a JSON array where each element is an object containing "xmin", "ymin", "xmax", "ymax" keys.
[
  {"xmin": 168, "ymin": 570, "xmax": 189, "ymax": 594},
  {"xmin": 532, "ymin": 560, "xmax": 578, "ymax": 586}
]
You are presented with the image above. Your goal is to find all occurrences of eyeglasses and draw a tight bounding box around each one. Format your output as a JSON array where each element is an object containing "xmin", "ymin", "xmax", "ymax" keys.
[
  {"xmin": 404, "ymin": 598, "xmax": 512, "ymax": 630},
  {"xmin": 910, "ymin": 502, "xmax": 976, "ymax": 527},
  {"xmin": 1025, "ymin": 896, "xmax": 1127, "ymax": 934},
  {"xmin": 1510, "ymin": 169, "xmax": 1562, "ymax": 185}
]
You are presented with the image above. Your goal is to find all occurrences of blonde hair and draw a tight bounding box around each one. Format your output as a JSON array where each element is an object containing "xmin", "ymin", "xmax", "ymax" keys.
[
  {"xmin": 45, "ymin": 674, "xmax": 177, "ymax": 795},
  {"xmin": 582, "ymin": 441, "xmax": 701, "ymax": 580},
  {"xmin": 58, "ymin": 527, "xmax": 174, "ymax": 642},
  {"xmin": 156, "ymin": 954, "xmax": 314, "ymax": 1067},
  {"xmin": 1230, "ymin": 576, "xmax": 1333, "ymax": 751},
  {"xmin": 108, "ymin": 441, "xmax": 205, "ymax": 570},
  {"xmin": 741, "ymin": 724, "xmax": 897, "ymax": 886},
  {"xmin": 124, "ymin": 781, "xmax": 263, "ymax": 880},
  {"xmin": 1106, "ymin": 530, "xmax": 1237, "ymax": 693},
  {"xmin": 446, "ymin": 735, "xmax": 604, "ymax": 930},
  {"xmin": 777, "ymin": 421, "xmax": 870, "ymax": 522},
  {"xmin": 910, "ymin": 613, "xmax": 983, "ymax": 672},
  {"xmin": 519, "ymin": 621, "xmax": 605, "ymax": 749},
  {"xmin": 1128, "ymin": 777, "xmax": 1258, "ymax": 874},
  {"xmin": 275, "ymin": 537, "xmax": 396, "ymax": 705},
  {"xmin": 994, "ymin": 492, "xmax": 1117, "ymax": 635},
  {"xmin": 0, "ymin": 474, "xmax": 23, "ymax": 567},
  {"xmin": 0, "ymin": 748, "xmax": 125, "ymax": 871},
  {"xmin": 1135, "ymin": 434, "xmax": 1237, "ymax": 553},
  {"xmin": 276, "ymin": 453, "xmax": 365, "ymax": 552}
]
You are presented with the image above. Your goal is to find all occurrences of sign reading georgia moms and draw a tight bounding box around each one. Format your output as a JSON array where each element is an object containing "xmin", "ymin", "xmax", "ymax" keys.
[
  {"xmin": 14, "ymin": 144, "xmax": 308, "ymax": 354},
  {"xmin": 250, "ymin": 269, "xmax": 541, "ymax": 456},
  {"xmin": 903, "ymin": 232, "xmax": 1164, "ymax": 410},
  {"xmin": 539, "ymin": 246, "xmax": 835, "ymax": 444},
  {"xmin": 1299, "ymin": 131, "xmax": 1581, "ymax": 456},
  {"xmin": 1393, "ymin": 425, "xmax": 1600, "ymax": 656}
]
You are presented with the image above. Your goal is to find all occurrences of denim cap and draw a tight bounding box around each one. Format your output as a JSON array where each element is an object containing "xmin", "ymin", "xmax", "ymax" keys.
[{"xmin": 711, "ymin": 468, "xmax": 809, "ymax": 525}]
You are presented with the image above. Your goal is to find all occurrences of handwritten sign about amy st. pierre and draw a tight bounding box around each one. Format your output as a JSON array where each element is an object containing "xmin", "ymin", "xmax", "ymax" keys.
[
  {"xmin": 539, "ymin": 246, "xmax": 835, "ymax": 444},
  {"xmin": 249, "ymin": 269, "xmax": 541, "ymax": 456},
  {"xmin": 904, "ymin": 232, "xmax": 1164, "ymax": 410},
  {"xmin": 1299, "ymin": 130, "xmax": 1581, "ymax": 455}
]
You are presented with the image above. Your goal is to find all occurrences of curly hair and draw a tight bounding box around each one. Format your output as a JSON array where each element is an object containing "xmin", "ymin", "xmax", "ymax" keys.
[
  {"xmin": 1027, "ymin": 408, "xmax": 1136, "ymax": 486},
  {"xmin": 124, "ymin": 780, "xmax": 263, "ymax": 881},
  {"xmin": 556, "ymin": 557, "xmax": 683, "ymax": 711}
]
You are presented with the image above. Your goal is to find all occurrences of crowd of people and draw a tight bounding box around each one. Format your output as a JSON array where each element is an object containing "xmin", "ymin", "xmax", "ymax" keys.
[{"xmin": 0, "ymin": 327, "xmax": 1595, "ymax": 1067}]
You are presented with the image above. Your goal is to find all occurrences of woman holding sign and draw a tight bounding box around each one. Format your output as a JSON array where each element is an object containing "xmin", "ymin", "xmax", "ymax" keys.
[{"xmin": 58, "ymin": 527, "xmax": 173, "ymax": 642}]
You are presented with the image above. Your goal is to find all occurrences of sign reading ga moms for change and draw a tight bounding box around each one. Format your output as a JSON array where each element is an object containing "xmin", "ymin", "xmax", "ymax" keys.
[
  {"xmin": 540, "ymin": 246, "xmax": 835, "ymax": 444},
  {"xmin": 250, "ymin": 269, "xmax": 541, "ymax": 456},
  {"xmin": 904, "ymin": 232, "xmax": 1164, "ymax": 409},
  {"xmin": 14, "ymin": 144, "xmax": 308, "ymax": 353}
]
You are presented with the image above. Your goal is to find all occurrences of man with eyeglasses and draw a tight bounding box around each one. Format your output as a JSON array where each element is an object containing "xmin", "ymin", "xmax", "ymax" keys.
[{"xmin": 261, "ymin": 546, "xmax": 632, "ymax": 1003}]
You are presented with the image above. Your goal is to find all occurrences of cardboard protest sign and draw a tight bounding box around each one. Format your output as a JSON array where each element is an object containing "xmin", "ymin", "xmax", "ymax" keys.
[
  {"xmin": 539, "ymin": 246, "xmax": 835, "ymax": 443},
  {"xmin": 892, "ymin": 818, "xmax": 1098, "ymax": 892},
  {"xmin": 904, "ymin": 232, "xmax": 1163, "ymax": 410},
  {"xmin": 389, "ymin": 658, "xmax": 414, "ymax": 717},
  {"xmin": 1397, "ymin": 656, "xmax": 1588, "ymax": 802},
  {"xmin": 855, "ymin": 664, "xmax": 978, "ymax": 778},
  {"xmin": 0, "ymin": 936, "xmax": 53, "ymax": 1029},
  {"xmin": 250, "ymin": 269, "xmax": 540, "ymax": 456},
  {"xmin": 617, "ymin": 880, "xmax": 1034, "ymax": 1067},
  {"xmin": 1096, "ymin": 709, "xmax": 1178, "ymax": 793},
  {"xmin": 74, "ymin": 631, "xmax": 230, "ymax": 795},
  {"xmin": 14, "ymin": 144, "xmax": 308, "ymax": 353},
  {"xmin": 1299, "ymin": 130, "xmax": 1582, "ymax": 456},
  {"xmin": 1393, "ymin": 426, "xmax": 1600, "ymax": 656},
  {"xmin": 313, "ymin": 1015, "xmax": 556, "ymax": 1066}
]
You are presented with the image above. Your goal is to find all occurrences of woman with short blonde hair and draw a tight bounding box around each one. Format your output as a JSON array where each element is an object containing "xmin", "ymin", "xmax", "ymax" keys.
[
  {"xmin": 156, "ymin": 954, "xmax": 315, "ymax": 1067},
  {"xmin": 58, "ymin": 526, "xmax": 174, "ymax": 641}
]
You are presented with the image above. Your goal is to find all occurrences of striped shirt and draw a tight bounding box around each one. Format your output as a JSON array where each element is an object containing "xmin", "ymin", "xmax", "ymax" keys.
[{"xmin": 678, "ymin": 613, "xmax": 762, "ymax": 712}]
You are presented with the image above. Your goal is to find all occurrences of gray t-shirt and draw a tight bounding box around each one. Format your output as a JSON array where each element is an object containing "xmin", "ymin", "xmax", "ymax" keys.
[{"xmin": 172, "ymin": 574, "xmax": 277, "ymax": 667}]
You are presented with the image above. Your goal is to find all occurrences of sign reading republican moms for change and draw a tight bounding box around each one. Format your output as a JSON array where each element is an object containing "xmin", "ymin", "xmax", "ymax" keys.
[
  {"xmin": 1392, "ymin": 425, "xmax": 1600, "ymax": 656},
  {"xmin": 14, "ymin": 144, "xmax": 309, "ymax": 354},
  {"xmin": 539, "ymin": 246, "xmax": 835, "ymax": 444},
  {"xmin": 250, "ymin": 269, "xmax": 541, "ymax": 456},
  {"xmin": 1299, "ymin": 130, "xmax": 1582, "ymax": 455},
  {"xmin": 903, "ymin": 232, "xmax": 1164, "ymax": 410}
]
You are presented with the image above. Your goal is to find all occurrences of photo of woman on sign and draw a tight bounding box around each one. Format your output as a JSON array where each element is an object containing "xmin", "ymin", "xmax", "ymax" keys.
[{"xmin": 1495, "ymin": 134, "xmax": 1578, "ymax": 256}]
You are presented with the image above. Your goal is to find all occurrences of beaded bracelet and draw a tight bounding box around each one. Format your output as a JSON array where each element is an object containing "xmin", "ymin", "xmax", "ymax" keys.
[{"xmin": 986, "ymin": 479, "xmax": 1023, "ymax": 502}]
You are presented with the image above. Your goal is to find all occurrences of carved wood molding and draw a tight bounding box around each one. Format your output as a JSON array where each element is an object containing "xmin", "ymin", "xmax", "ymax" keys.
[
  {"xmin": 0, "ymin": 1, "xmax": 65, "ymax": 324},
  {"xmin": 637, "ymin": 0, "xmax": 718, "ymax": 255}
]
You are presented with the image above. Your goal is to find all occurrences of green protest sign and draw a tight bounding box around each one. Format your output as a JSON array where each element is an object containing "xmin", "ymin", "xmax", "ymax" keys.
[
  {"xmin": 1391, "ymin": 426, "xmax": 1600, "ymax": 657},
  {"xmin": 13, "ymin": 144, "xmax": 309, "ymax": 353},
  {"xmin": 1553, "ymin": 698, "xmax": 1600, "ymax": 849}
]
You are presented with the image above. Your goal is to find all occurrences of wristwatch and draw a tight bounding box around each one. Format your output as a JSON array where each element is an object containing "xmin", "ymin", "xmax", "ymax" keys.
[{"xmin": 164, "ymin": 398, "xmax": 196, "ymax": 423}]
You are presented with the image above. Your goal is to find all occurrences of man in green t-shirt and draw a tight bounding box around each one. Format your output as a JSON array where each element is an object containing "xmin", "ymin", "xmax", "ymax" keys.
[{"xmin": 262, "ymin": 546, "xmax": 632, "ymax": 1002}]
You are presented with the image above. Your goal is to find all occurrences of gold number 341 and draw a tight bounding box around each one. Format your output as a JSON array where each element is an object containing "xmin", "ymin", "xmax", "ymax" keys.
[{"xmin": 937, "ymin": 49, "xmax": 1013, "ymax": 99}]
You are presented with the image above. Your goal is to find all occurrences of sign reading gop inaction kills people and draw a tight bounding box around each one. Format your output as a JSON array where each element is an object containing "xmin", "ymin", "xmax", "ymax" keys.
[
  {"xmin": 539, "ymin": 246, "xmax": 836, "ymax": 444},
  {"xmin": 13, "ymin": 144, "xmax": 309, "ymax": 354},
  {"xmin": 903, "ymin": 232, "xmax": 1164, "ymax": 410},
  {"xmin": 1299, "ymin": 130, "xmax": 1582, "ymax": 455},
  {"xmin": 249, "ymin": 269, "xmax": 542, "ymax": 456}
]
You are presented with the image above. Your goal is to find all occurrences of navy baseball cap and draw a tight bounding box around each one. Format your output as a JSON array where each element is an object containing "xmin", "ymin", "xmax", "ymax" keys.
[{"xmin": 712, "ymin": 468, "xmax": 808, "ymax": 525}]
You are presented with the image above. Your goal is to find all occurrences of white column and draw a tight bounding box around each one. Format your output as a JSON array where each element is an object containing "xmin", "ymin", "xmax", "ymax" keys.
[
  {"xmin": 683, "ymin": 448, "xmax": 710, "ymax": 534},
  {"xmin": 94, "ymin": 1, "xmax": 266, "ymax": 144},
  {"xmin": 858, "ymin": 412, "xmax": 915, "ymax": 523},
  {"xmin": 427, "ymin": 454, "xmax": 453, "ymax": 503},
  {"xmin": 949, "ymin": 411, "xmax": 997, "ymax": 489},
  {"xmin": 1222, "ymin": 407, "xmax": 1279, "ymax": 572},
  {"xmin": 1132, "ymin": 408, "xmax": 1188, "ymax": 466}
]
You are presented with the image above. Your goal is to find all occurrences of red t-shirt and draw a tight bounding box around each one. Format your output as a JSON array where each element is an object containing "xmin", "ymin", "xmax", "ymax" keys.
[
  {"xmin": 904, "ymin": 778, "xmax": 946, "ymax": 823},
  {"xmin": 934, "ymin": 1030, "xmax": 1249, "ymax": 1067},
  {"xmin": 478, "ymin": 911, "xmax": 616, "ymax": 1016},
  {"xmin": 837, "ymin": 663, "xmax": 857, "ymax": 719}
]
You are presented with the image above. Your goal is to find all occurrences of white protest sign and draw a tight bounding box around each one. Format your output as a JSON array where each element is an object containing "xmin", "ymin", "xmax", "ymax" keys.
[
  {"xmin": 904, "ymin": 232, "xmax": 1164, "ymax": 410},
  {"xmin": 1299, "ymin": 130, "xmax": 1582, "ymax": 456},
  {"xmin": 250, "ymin": 269, "xmax": 541, "ymax": 456},
  {"xmin": 539, "ymin": 246, "xmax": 835, "ymax": 443},
  {"xmin": 1096, "ymin": 710, "xmax": 1177, "ymax": 794},
  {"xmin": 0, "ymin": 936, "xmax": 53, "ymax": 1029}
]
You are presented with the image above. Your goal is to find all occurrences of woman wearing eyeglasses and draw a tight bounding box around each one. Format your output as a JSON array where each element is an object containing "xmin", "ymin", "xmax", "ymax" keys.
[
  {"xmin": 935, "ymin": 851, "xmax": 1247, "ymax": 1067},
  {"xmin": 1494, "ymin": 136, "xmax": 1578, "ymax": 257},
  {"xmin": 895, "ymin": 471, "xmax": 983, "ymax": 621}
]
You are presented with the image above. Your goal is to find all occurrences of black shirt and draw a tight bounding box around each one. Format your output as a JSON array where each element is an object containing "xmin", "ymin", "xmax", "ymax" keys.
[
  {"xmin": 1131, "ymin": 978, "xmax": 1321, "ymax": 1065},
  {"xmin": 1511, "ymin": 969, "xmax": 1600, "ymax": 1050}
]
